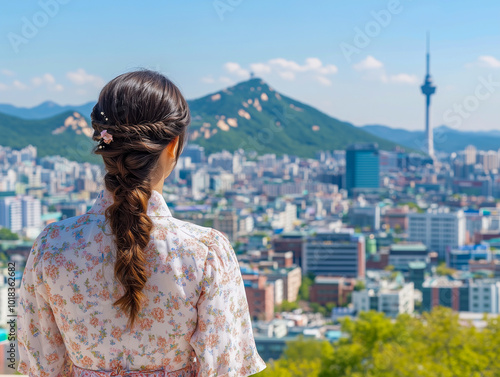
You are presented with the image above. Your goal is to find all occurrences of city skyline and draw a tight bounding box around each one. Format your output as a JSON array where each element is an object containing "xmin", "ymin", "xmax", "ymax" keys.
[{"xmin": 0, "ymin": 1, "xmax": 499, "ymax": 132}]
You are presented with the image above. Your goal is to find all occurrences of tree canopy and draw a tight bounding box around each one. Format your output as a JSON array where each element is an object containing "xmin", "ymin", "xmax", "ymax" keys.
[{"xmin": 255, "ymin": 307, "xmax": 500, "ymax": 377}]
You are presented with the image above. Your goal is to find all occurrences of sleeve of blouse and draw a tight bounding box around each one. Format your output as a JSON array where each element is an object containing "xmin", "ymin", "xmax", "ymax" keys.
[
  {"xmin": 189, "ymin": 229, "xmax": 267, "ymax": 377},
  {"xmin": 17, "ymin": 227, "xmax": 72, "ymax": 377}
]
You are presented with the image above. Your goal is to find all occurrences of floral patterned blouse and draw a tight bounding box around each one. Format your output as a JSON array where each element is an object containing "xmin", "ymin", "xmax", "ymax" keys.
[{"xmin": 17, "ymin": 188, "xmax": 267, "ymax": 377}]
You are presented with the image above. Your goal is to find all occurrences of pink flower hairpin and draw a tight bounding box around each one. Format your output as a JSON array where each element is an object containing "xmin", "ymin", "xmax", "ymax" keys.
[{"xmin": 100, "ymin": 130, "xmax": 113, "ymax": 144}]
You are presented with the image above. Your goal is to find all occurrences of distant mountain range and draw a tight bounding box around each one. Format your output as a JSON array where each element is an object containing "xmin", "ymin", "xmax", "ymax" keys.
[
  {"xmin": 0, "ymin": 101, "xmax": 95, "ymax": 120},
  {"xmin": 0, "ymin": 111, "xmax": 99, "ymax": 163},
  {"xmin": 186, "ymin": 78, "xmax": 400, "ymax": 156},
  {"xmin": 0, "ymin": 78, "xmax": 401, "ymax": 161},
  {"xmin": 2, "ymin": 78, "xmax": 496, "ymax": 162},
  {"xmin": 362, "ymin": 125, "xmax": 500, "ymax": 154}
]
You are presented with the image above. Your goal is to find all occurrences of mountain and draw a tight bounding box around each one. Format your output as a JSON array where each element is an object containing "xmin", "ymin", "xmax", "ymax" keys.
[
  {"xmin": 0, "ymin": 78, "xmax": 404, "ymax": 161},
  {"xmin": 0, "ymin": 111, "xmax": 99, "ymax": 163},
  {"xmin": 362, "ymin": 125, "xmax": 500, "ymax": 153},
  {"xmin": 0, "ymin": 101, "xmax": 95, "ymax": 120},
  {"xmin": 187, "ymin": 78, "xmax": 401, "ymax": 157}
]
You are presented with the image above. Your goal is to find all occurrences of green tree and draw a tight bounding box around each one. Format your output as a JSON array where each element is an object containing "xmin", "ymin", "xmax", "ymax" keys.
[
  {"xmin": 256, "ymin": 336, "xmax": 332, "ymax": 377},
  {"xmin": 298, "ymin": 274, "xmax": 314, "ymax": 301},
  {"xmin": 319, "ymin": 307, "xmax": 500, "ymax": 377},
  {"xmin": 436, "ymin": 261, "xmax": 456, "ymax": 276},
  {"xmin": 325, "ymin": 302, "xmax": 336, "ymax": 312},
  {"xmin": 310, "ymin": 302, "xmax": 327, "ymax": 316},
  {"xmin": 257, "ymin": 307, "xmax": 500, "ymax": 377},
  {"xmin": 276, "ymin": 300, "xmax": 299, "ymax": 312},
  {"xmin": 354, "ymin": 280, "xmax": 366, "ymax": 291},
  {"xmin": 0, "ymin": 227, "xmax": 19, "ymax": 240}
]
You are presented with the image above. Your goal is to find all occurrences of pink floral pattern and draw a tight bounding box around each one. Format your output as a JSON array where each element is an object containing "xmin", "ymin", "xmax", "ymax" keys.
[{"xmin": 17, "ymin": 189, "xmax": 266, "ymax": 377}]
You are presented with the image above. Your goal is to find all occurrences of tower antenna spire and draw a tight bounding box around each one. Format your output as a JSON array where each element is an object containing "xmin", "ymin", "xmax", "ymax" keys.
[
  {"xmin": 421, "ymin": 32, "xmax": 436, "ymax": 162},
  {"xmin": 426, "ymin": 31, "xmax": 430, "ymax": 76}
]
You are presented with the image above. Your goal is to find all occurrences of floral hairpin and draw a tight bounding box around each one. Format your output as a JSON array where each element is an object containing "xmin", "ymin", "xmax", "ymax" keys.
[{"xmin": 100, "ymin": 130, "xmax": 113, "ymax": 144}]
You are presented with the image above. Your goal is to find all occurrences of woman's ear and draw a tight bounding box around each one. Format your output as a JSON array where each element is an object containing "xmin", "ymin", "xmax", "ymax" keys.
[{"xmin": 166, "ymin": 136, "xmax": 180, "ymax": 158}]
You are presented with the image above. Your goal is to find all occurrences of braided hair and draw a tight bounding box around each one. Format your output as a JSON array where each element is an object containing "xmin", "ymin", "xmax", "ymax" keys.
[{"xmin": 90, "ymin": 69, "xmax": 190, "ymax": 331}]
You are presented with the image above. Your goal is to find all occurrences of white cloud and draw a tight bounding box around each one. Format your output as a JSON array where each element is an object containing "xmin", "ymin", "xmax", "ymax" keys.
[
  {"xmin": 201, "ymin": 76, "xmax": 215, "ymax": 84},
  {"xmin": 268, "ymin": 58, "xmax": 303, "ymax": 72},
  {"xmin": 31, "ymin": 77, "xmax": 42, "ymax": 86},
  {"xmin": 224, "ymin": 62, "xmax": 249, "ymax": 78},
  {"xmin": 278, "ymin": 71, "xmax": 295, "ymax": 81},
  {"xmin": 13, "ymin": 80, "xmax": 27, "ymax": 90},
  {"xmin": 219, "ymin": 76, "xmax": 234, "ymax": 85},
  {"xmin": 353, "ymin": 56, "xmax": 384, "ymax": 71},
  {"xmin": 466, "ymin": 55, "xmax": 500, "ymax": 69},
  {"xmin": 267, "ymin": 57, "xmax": 338, "ymax": 76},
  {"xmin": 221, "ymin": 57, "xmax": 337, "ymax": 86},
  {"xmin": 314, "ymin": 76, "xmax": 332, "ymax": 86},
  {"xmin": 66, "ymin": 68, "xmax": 104, "ymax": 87},
  {"xmin": 353, "ymin": 56, "xmax": 417, "ymax": 85},
  {"xmin": 0, "ymin": 82, "xmax": 8, "ymax": 91},
  {"xmin": 318, "ymin": 64, "xmax": 338, "ymax": 75},
  {"xmin": 389, "ymin": 73, "xmax": 419, "ymax": 84},
  {"xmin": 32, "ymin": 73, "xmax": 56, "ymax": 86},
  {"xmin": 1, "ymin": 69, "xmax": 15, "ymax": 77},
  {"xmin": 31, "ymin": 73, "xmax": 64, "ymax": 92},
  {"xmin": 249, "ymin": 62, "xmax": 272, "ymax": 75}
]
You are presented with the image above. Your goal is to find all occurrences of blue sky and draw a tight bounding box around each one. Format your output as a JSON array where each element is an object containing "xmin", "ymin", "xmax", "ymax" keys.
[{"xmin": 1, "ymin": 0, "xmax": 499, "ymax": 131}]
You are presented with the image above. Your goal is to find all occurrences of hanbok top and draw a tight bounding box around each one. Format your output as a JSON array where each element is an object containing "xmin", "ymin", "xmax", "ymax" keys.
[{"xmin": 17, "ymin": 188, "xmax": 266, "ymax": 377}]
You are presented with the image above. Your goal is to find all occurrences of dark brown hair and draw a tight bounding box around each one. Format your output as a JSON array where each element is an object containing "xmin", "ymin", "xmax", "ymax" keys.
[{"xmin": 90, "ymin": 69, "xmax": 190, "ymax": 330}]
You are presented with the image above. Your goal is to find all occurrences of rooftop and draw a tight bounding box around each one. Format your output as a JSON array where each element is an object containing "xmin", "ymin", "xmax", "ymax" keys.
[{"xmin": 390, "ymin": 242, "xmax": 427, "ymax": 252}]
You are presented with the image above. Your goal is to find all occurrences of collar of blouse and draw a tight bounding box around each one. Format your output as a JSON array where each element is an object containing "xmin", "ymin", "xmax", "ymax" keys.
[{"xmin": 87, "ymin": 188, "xmax": 173, "ymax": 217}]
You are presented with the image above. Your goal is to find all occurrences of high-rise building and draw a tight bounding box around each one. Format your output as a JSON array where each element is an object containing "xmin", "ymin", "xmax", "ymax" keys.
[
  {"xmin": 208, "ymin": 150, "xmax": 241, "ymax": 173},
  {"xmin": 21, "ymin": 195, "xmax": 42, "ymax": 229},
  {"xmin": 447, "ymin": 244, "xmax": 491, "ymax": 271},
  {"xmin": 213, "ymin": 209, "xmax": 238, "ymax": 242},
  {"xmin": 309, "ymin": 276, "xmax": 355, "ymax": 306},
  {"xmin": 182, "ymin": 144, "xmax": 205, "ymax": 163},
  {"xmin": 303, "ymin": 230, "xmax": 365, "ymax": 278},
  {"xmin": 388, "ymin": 242, "xmax": 429, "ymax": 272},
  {"xmin": 480, "ymin": 150, "xmax": 499, "ymax": 172},
  {"xmin": 408, "ymin": 208, "xmax": 466, "ymax": 260},
  {"xmin": 465, "ymin": 145, "xmax": 477, "ymax": 166},
  {"xmin": 420, "ymin": 33, "xmax": 437, "ymax": 161},
  {"xmin": 0, "ymin": 197, "xmax": 22, "ymax": 233},
  {"xmin": 345, "ymin": 143, "xmax": 379, "ymax": 197},
  {"xmin": 265, "ymin": 266, "xmax": 302, "ymax": 303},
  {"xmin": 422, "ymin": 278, "xmax": 500, "ymax": 314},
  {"xmin": 242, "ymin": 273, "xmax": 275, "ymax": 322},
  {"xmin": 352, "ymin": 281, "xmax": 415, "ymax": 318},
  {"xmin": 273, "ymin": 232, "xmax": 306, "ymax": 267},
  {"xmin": 469, "ymin": 279, "xmax": 500, "ymax": 314},
  {"xmin": 421, "ymin": 277, "xmax": 468, "ymax": 312}
]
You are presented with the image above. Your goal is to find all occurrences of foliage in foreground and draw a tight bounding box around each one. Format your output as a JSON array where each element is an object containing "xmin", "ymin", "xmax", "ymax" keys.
[{"xmin": 255, "ymin": 307, "xmax": 500, "ymax": 377}]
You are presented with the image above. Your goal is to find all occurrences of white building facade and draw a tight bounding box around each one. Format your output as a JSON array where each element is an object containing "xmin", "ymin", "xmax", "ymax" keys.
[{"xmin": 408, "ymin": 208, "xmax": 466, "ymax": 259}]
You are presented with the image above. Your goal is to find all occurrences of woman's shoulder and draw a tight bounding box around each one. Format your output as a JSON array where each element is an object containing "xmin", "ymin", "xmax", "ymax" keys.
[
  {"xmin": 32, "ymin": 213, "xmax": 98, "ymax": 246},
  {"xmin": 168, "ymin": 217, "xmax": 229, "ymax": 249}
]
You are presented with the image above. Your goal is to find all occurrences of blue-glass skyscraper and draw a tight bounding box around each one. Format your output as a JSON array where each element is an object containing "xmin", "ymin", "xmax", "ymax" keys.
[{"xmin": 345, "ymin": 143, "xmax": 380, "ymax": 197}]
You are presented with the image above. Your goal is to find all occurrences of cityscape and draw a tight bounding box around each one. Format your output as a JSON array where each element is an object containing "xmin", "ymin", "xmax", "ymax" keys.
[{"xmin": 2, "ymin": 1, "xmax": 500, "ymax": 376}]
